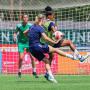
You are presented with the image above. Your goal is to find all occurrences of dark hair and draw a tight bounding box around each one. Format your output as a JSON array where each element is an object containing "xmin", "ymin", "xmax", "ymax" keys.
[
  {"xmin": 45, "ymin": 6, "xmax": 53, "ymax": 11},
  {"xmin": 44, "ymin": 6, "xmax": 54, "ymax": 17}
]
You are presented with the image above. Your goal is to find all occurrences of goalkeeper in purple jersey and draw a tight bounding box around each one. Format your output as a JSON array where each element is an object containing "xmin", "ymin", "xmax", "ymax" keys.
[{"xmin": 13, "ymin": 14, "xmax": 38, "ymax": 78}]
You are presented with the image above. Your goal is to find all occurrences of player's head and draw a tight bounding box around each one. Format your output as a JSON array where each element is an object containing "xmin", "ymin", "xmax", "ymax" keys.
[
  {"xmin": 35, "ymin": 14, "xmax": 45, "ymax": 25},
  {"xmin": 44, "ymin": 6, "xmax": 55, "ymax": 20},
  {"xmin": 22, "ymin": 14, "xmax": 29, "ymax": 23}
]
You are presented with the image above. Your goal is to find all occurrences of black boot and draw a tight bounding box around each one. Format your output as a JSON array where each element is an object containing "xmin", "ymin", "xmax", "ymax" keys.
[
  {"xmin": 32, "ymin": 72, "xmax": 39, "ymax": 78},
  {"xmin": 18, "ymin": 72, "xmax": 21, "ymax": 78}
]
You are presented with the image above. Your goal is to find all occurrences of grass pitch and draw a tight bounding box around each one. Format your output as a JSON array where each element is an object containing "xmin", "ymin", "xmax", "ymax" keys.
[{"xmin": 0, "ymin": 74, "xmax": 90, "ymax": 90}]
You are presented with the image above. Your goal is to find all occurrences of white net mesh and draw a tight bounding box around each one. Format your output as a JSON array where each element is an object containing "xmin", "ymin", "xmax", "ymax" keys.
[
  {"xmin": 0, "ymin": 0, "xmax": 90, "ymax": 74},
  {"xmin": 0, "ymin": 0, "xmax": 90, "ymax": 9}
]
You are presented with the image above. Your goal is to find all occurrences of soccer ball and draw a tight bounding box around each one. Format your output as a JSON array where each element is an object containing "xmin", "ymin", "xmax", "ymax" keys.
[{"xmin": 52, "ymin": 31, "xmax": 64, "ymax": 40}]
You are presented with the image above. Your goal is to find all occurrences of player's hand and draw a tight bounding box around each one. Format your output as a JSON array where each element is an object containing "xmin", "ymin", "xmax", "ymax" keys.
[
  {"xmin": 53, "ymin": 38, "xmax": 63, "ymax": 48},
  {"xmin": 23, "ymin": 29, "xmax": 29, "ymax": 36},
  {"xmin": 13, "ymin": 33, "xmax": 17, "ymax": 43},
  {"xmin": 55, "ymin": 38, "xmax": 62, "ymax": 44}
]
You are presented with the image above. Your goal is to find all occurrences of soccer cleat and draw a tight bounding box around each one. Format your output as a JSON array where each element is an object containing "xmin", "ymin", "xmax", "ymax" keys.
[
  {"xmin": 48, "ymin": 76, "xmax": 58, "ymax": 83},
  {"xmin": 18, "ymin": 72, "xmax": 21, "ymax": 78},
  {"xmin": 32, "ymin": 72, "xmax": 39, "ymax": 78},
  {"xmin": 44, "ymin": 73, "xmax": 58, "ymax": 83},
  {"xmin": 79, "ymin": 54, "xmax": 90, "ymax": 62}
]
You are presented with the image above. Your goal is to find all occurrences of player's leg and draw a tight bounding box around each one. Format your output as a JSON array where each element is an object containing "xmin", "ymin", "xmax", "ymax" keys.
[
  {"xmin": 49, "ymin": 45, "xmax": 74, "ymax": 58},
  {"xmin": 18, "ymin": 43, "xmax": 25, "ymax": 78},
  {"xmin": 42, "ymin": 57, "xmax": 57, "ymax": 83},
  {"xmin": 60, "ymin": 39, "xmax": 89, "ymax": 61},
  {"xmin": 48, "ymin": 53, "xmax": 54, "ymax": 66},
  {"xmin": 18, "ymin": 52, "xmax": 24, "ymax": 78},
  {"xmin": 44, "ymin": 53, "xmax": 54, "ymax": 79},
  {"xmin": 60, "ymin": 39, "xmax": 75, "ymax": 51},
  {"xmin": 49, "ymin": 40, "xmax": 73, "ymax": 64},
  {"xmin": 29, "ymin": 44, "xmax": 57, "ymax": 83},
  {"xmin": 29, "ymin": 53, "xmax": 39, "ymax": 78},
  {"xmin": 25, "ymin": 46, "xmax": 38, "ymax": 78},
  {"xmin": 49, "ymin": 45, "xmax": 89, "ymax": 62}
]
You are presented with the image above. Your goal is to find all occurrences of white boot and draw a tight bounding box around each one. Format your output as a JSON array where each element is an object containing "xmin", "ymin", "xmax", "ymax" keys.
[{"xmin": 48, "ymin": 75, "xmax": 58, "ymax": 83}]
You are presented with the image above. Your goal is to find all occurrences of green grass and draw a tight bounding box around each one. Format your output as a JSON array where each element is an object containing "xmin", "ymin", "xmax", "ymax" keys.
[{"xmin": 0, "ymin": 74, "xmax": 90, "ymax": 90}]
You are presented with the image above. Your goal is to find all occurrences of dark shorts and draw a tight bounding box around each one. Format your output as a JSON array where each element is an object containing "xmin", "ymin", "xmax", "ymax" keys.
[
  {"xmin": 53, "ymin": 38, "xmax": 64, "ymax": 48},
  {"xmin": 29, "ymin": 43, "xmax": 49, "ymax": 61}
]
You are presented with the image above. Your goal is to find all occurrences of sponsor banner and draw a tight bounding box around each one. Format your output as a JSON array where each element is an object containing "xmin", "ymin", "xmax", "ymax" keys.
[
  {"xmin": 2, "ymin": 51, "xmax": 58, "ymax": 74},
  {"xmin": 0, "ymin": 29, "xmax": 15, "ymax": 44},
  {"xmin": 0, "ymin": 28, "xmax": 90, "ymax": 51},
  {"xmin": 57, "ymin": 52, "xmax": 90, "ymax": 74},
  {"xmin": 2, "ymin": 52, "xmax": 18, "ymax": 74},
  {"xmin": 1, "ymin": 50, "xmax": 90, "ymax": 75}
]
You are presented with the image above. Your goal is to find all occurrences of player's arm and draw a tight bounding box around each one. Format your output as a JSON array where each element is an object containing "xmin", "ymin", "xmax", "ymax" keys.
[
  {"xmin": 13, "ymin": 26, "xmax": 19, "ymax": 42},
  {"xmin": 51, "ymin": 25, "xmax": 57, "ymax": 33},
  {"xmin": 50, "ymin": 22, "xmax": 64, "ymax": 36},
  {"xmin": 23, "ymin": 24, "xmax": 32, "ymax": 36},
  {"xmin": 50, "ymin": 22, "xmax": 57, "ymax": 33},
  {"xmin": 13, "ymin": 32, "xmax": 17, "ymax": 42},
  {"xmin": 41, "ymin": 32, "xmax": 60, "ymax": 44},
  {"xmin": 23, "ymin": 29, "xmax": 29, "ymax": 36}
]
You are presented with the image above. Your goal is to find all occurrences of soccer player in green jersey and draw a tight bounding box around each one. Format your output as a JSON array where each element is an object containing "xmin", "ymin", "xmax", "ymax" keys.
[{"xmin": 14, "ymin": 14, "xmax": 38, "ymax": 78}]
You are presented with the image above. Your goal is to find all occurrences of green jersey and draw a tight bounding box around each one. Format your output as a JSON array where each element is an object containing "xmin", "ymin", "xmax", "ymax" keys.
[
  {"xmin": 40, "ymin": 19, "xmax": 55, "ymax": 45},
  {"xmin": 16, "ymin": 22, "xmax": 32, "ymax": 53},
  {"xmin": 16, "ymin": 22, "xmax": 32, "ymax": 43}
]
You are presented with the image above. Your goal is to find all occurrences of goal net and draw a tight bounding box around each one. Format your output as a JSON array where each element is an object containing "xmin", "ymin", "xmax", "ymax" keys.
[{"xmin": 0, "ymin": 0, "xmax": 90, "ymax": 75}]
